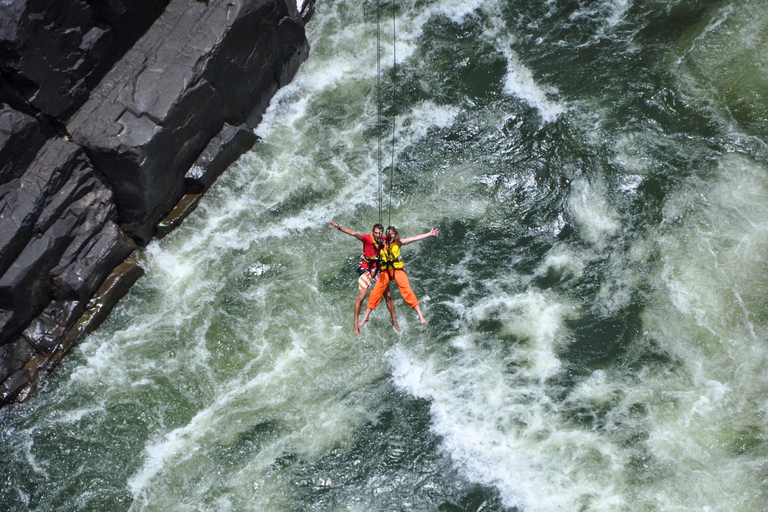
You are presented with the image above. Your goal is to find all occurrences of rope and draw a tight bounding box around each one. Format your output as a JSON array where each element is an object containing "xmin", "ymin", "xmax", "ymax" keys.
[
  {"xmin": 376, "ymin": 0, "xmax": 383, "ymax": 225},
  {"xmin": 388, "ymin": 0, "xmax": 396, "ymax": 228},
  {"xmin": 374, "ymin": 0, "xmax": 398, "ymax": 227}
]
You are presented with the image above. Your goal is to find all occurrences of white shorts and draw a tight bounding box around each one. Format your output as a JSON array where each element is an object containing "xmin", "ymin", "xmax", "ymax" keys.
[{"xmin": 358, "ymin": 269, "xmax": 378, "ymax": 290}]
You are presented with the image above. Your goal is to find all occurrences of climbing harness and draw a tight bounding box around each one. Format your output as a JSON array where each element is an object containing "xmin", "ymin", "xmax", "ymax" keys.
[
  {"xmin": 379, "ymin": 242, "xmax": 404, "ymax": 279},
  {"xmin": 357, "ymin": 233, "xmax": 384, "ymax": 276},
  {"xmin": 358, "ymin": 254, "xmax": 381, "ymax": 276}
]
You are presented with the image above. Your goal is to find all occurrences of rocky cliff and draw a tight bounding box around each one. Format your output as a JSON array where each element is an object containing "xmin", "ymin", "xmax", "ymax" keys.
[{"xmin": 0, "ymin": 0, "xmax": 312, "ymax": 407}]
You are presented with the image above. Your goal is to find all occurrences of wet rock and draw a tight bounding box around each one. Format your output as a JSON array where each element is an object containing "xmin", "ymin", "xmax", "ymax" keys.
[
  {"xmin": 52, "ymin": 221, "xmax": 136, "ymax": 303},
  {"xmin": 3, "ymin": 253, "xmax": 142, "ymax": 405},
  {"xmin": 0, "ymin": 0, "xmax": 172, "ymax": 122},
  {"xmin": 0, "ymin": 138, "xmax": 87, "ymax": 276},
  {"xmin": 75, "ymin": 253, "xmax": 144, "ymax": 340},
  {"xmin": 0, "ymin": 368, "xmax": 32, "ymax": 405},
  {"xmin": 0, "ymin": 0, "xmax": 114, "ymax": 120},
  {"xmin": 298, "ymin": 0, "xmax": 317, "ymax": 25},
  {"xmin": 87, "ymin": 0, "xmax": 173, "ymax": 58},
  {"xmin": 0, "ymin": 103, "xmax": 44, "ymax": 185},
  {"xmin": 67, "ymin": 0, "xmax": 309, "ymax": 244},
  {"xmin": 0, "ymin": 139, "xmax": 93, "ymax": 275},
  {"xmin": 185, "ymin": 123, "xmax": 258, "ymax": 194},
  {"xmin": 21, "ymin": 301, "xmax": 83, "ymax": 356},
  {"xmin": 0, "ymin": 137, "xmax": 122, "ymax": 343},
  {"xmin": 0, "ymin": 220, "xmax": 79, "ymax": 343},
  {"xmin": 0, "ymin": 337, "xmax": 34, "ymax": 384},
  {"xmin": 156, "ymin": 194, "xmax": 203, "ymax": 239}
]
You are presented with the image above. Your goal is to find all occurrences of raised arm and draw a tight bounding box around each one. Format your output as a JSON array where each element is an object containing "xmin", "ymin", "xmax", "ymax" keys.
[
  {"xmin": 400, "ymin": 227, "xmax": 439, "ymax": 245},
  {"xmin": 330, "ymin": 220, "xmax": 365, "ymax": 241}
]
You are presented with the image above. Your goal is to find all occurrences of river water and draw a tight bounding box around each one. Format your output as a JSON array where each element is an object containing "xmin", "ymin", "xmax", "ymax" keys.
[{"xmin": 3, "ymin": 0, "xmax": 768, "ymax": 510}]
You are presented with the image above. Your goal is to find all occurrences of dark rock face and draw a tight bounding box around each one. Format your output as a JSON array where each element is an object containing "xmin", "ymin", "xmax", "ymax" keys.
[
  {"xmin": 0, "ymin": 0, "xmax": 171, "ymax": 121},
  {"xmin": 0, "ymin": 0, "xmax": 310, "ymax": 407},
  {"xmin": 0, "ymin": 338, "xmax": 34, "ymax": 386},
  {"xmin": 0, "ymin": 138, "xmax": 132, "ymax": 345},
  {"xmin": 0, "ymin": 103, "xmax": 45, "ymax": 185},
  {"xmin": 86, "ymin": 0, "xmax": 176, "ymax": 58},
  {"xmin": 22, "ymin": 300, "xmax": 84, "ymax": 356},
  {"xmin": 185, "ymin": 123, "xmax": 259, "ymax": 194},
  {"xmin": 68, "ymin": 0, "xmax": 308, "ymax": 244}
]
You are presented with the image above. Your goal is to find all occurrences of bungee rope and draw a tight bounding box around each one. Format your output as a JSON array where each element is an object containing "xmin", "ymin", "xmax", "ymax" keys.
[
  {"xmin": 376, "ymin": 0, "xmax": 383, "ymax": 225},
  {"xmin": 388, "ymin": 0, "xmax": 397, "ymax": 228},
  {"xmin": 375, "ymin": 0, "xmax": 397, "ymax": 228}
]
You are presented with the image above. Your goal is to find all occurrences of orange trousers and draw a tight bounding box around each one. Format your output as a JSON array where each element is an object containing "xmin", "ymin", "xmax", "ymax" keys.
[{"xmin": 367, "ymin": 269, "xmax": 419, "ymax": 310}]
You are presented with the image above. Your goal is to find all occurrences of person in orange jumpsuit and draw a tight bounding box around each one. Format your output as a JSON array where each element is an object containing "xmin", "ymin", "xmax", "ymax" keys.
[
  {"xmin": 359, "ymin": 225, "xmax": 439, "ymax": 329},
  {"xmin": 330, "ymin": 220, "xmax": 399, "ymax": 335}
]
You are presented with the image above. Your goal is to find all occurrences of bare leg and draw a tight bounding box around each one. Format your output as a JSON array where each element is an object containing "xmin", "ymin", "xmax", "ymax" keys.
[
  {"xmin": 414, "ymin": 304, "xmax": 427, "ymax": 325},
  {"xmin": 359, "ymin": 307, "xmax": 373, "ymax": 329},
  {"xmin": 383, "ymin": 288, "xmax": 401, "ymax": 332},
  {"xmin": 353, "ymin": 286, "xmax": 367, "ymax": 335}
]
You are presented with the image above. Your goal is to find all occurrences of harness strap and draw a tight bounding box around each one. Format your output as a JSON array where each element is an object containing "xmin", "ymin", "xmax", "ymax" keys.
[
  {"xmin": 360, "ymin": 241, "xmax": 384, "ymax": 273},
  {"xmin": 380, "ymin": 249, "xmax": 403, "ymax": 279}
]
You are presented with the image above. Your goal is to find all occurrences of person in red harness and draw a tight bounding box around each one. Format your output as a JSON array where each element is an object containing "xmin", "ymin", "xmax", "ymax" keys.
[
  {"xmin": 330, "ymin": 220, "xmax": 399, "ymax": 335},
  {"xmin": 359, "ymin": 225, "xmax": 439, "ymax": 329}
]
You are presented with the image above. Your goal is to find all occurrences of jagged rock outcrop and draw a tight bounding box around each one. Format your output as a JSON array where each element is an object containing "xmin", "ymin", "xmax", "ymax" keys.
[
  {"xmin": 68, "ymin": 0, "xmax": 307, "ymax": 244},
  {"xmin": 0, "ymin": 0, "xmax": 312, "ymax": 407},
  {"xmin": 185, "ymin": 123, "xmax": 259, "ymax": 194},
  {"xmin": 0, "ymin": 138, "xmax": 133, "ymax": 340},
  {"xmin": 0, "ymin": 0, "xmax": 171, "ymax": 122},
  {"xmin": 0, "ymin": 103, "xmax": 45, "ymax": 184}
]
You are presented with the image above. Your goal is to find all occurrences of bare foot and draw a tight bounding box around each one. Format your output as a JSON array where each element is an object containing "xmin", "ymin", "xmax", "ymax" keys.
[
  {"xmin": 392, "ymin": 321, "xmax": 402, "ymax": 332},
  {"xmin": 357, "ymin": 309, "xmax": 373, "ymax": 327},
  {"xmin": 414, "ymin": 305, "xmax": 427, "ymax": 325},
  {"xmin": 354, "ymin": 328, "xmax": 361, "ymax": 335}
]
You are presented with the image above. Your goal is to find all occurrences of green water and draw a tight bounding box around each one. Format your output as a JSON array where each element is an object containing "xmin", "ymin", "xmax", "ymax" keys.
[{"xmin": 3, "ymin": 0, "xmax": 768, "ymax": 510}]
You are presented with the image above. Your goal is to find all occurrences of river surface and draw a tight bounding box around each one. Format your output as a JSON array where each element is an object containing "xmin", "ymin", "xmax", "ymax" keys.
[{"xmin": 3, "ymin": 0, "xmax": 768, "ymax": 510}]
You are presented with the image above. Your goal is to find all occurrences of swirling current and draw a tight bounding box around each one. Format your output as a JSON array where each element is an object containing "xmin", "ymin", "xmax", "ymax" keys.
[{"xmin": 2, "ymin": 0, "xmax": 768, "ymax": 510}]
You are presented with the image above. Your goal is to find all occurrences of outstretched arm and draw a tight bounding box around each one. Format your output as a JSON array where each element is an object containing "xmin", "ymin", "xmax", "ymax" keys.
[
  {"xmin": 330, "ymin": 220, "xmax": 365, "ymax": 241},
  {"xmin": 400, "ymin": 227, "xmax": 439, "ymax": 245}
]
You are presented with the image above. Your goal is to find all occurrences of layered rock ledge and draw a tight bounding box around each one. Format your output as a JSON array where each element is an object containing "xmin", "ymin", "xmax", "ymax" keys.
[{"xmin": 0, "ymin": 0, "xmax": 312, "ymax": 407}]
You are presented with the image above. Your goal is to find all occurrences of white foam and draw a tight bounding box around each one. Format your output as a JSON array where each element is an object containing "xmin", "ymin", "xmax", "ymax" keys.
[
  {"xmin": 50, "ymin": 406, "xmax": 104, "ymax": 425},
  {"xmin": 674, "ymin": 4, "xmax": 735, "ymax": 65},
  {"xmin": 126, "ymin": 341, "xmax": 310, "ymax": 500},
  {"xmin": 476, "ymin": 290, "xmax": 577, "ymax": 380},
  {"xmin": 433, "ymin": 0, "xmax": 486, "ymax": 24},
  {"xmin": 535, "ymin": 244, "xmax": 585, "ymax": 282},
  {"xmin": 501, "ymin": 47, "xmax": 565, "ymax": 123},
  {"xmin": 388, "ymin": 342, "xmax": 625, "ymax": 512},
  {"xmin": 399, "ymin": 0, "xmax": 486, "ymax": 42},
  {"xmin": 568, "ymin": 177, "xmax": 621, "ymax": 248},
  {"xmin": 23, "ymin": 437, "xmax": 48, "ymax": 478},
  {"xmin": 460, "ymin": 2, "xmax": 566, "ymax": 123},
  {"xmin": 386, "ymin": 287, "xmax": 591, "ymax": 510},
  {"xmin": 70, "ymin": 333, "xmax": 132, "ymax": 387},
  {"xmin": 580, "ymin": 0, "xmax": 632, "ymax": 24},
  {"xmin": 478, "ymin": 1, "xmax": 565, "ymax": 124},
  {"xmin": 604, "ymin": 0, "xmax": 632, "ymax": 27},
  {"xmin": 609, "ymin": 152, "xmax": 768, "ymax": 509},
  {"xmin": 566, "ymin": 369, "xmax": 613, "ymax": 404},
  {"xmin": 613, "ymin": 133, "xmax": 653, "ymax": 175},
  {"xmin": 397, "ymin": 101, "xmax": 460, "ymax": 145}
]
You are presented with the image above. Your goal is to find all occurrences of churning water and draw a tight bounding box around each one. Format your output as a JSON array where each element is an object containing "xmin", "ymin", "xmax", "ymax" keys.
[{"xmin": 3, "ymin": 0, "xmax": 768, "ymax": 510}]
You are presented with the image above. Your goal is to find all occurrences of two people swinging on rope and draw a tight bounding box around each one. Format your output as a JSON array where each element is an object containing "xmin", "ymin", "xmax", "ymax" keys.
[
  {"xmin": 329, "ymin": 221, "xmax": 399, "ymax": 335},
  {"xmin": 330, "ymin": 220, "xmax": 439, "ymax": 334}
]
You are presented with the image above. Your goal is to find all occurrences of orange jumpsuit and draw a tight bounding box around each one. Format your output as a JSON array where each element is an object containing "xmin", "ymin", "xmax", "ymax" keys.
[{"xmin": 367, "ymin": 243, "xmax": 419, "ymax": 309}]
